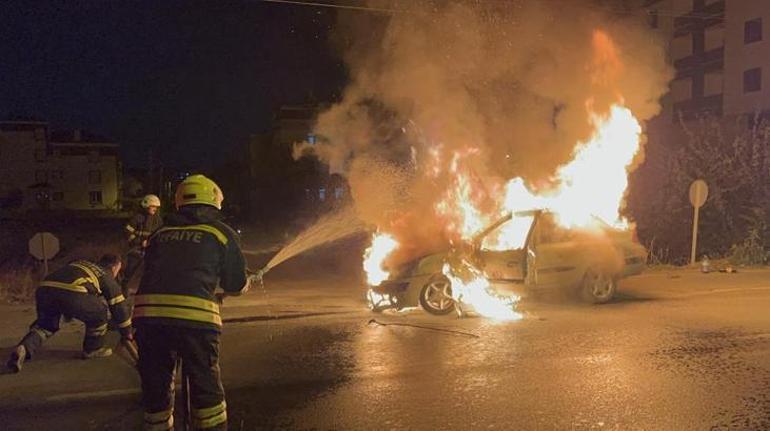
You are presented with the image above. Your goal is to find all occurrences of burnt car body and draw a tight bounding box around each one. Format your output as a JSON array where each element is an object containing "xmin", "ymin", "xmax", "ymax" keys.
[{"xmin": 367, "ymin": 210, "xmax": 647, "ymax": 315}]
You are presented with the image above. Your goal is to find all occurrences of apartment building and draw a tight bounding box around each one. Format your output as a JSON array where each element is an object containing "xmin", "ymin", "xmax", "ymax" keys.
[
  {"xmin": 0, "ymin": 121, "xmax": 121, "ymax": 212},
  {"xmin": 643, "ymin": 0, "xmax": 769, "ymax": 121}
]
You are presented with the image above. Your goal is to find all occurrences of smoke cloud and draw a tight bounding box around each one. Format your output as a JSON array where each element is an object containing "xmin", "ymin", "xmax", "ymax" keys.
[{"xmin": 299, "ymin": 0, "xmax": 672, "ymax": 265}]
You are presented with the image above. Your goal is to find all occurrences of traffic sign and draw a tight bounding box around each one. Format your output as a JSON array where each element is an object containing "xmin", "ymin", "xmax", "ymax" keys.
[
  {"xmin": 689, "ymin": 179, "xmax": 708, "ymax": 208},
  {"xmin": 29, "ymin": 232, "xmax": 59, "ymax": 274},
  {"xmin": 688, "ymin": 179, "xmax": 708, "ymax": 265}
]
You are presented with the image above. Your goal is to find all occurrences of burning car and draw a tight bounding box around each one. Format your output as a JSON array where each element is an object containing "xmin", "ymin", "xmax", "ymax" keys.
[{"xmin": 367, "ymin": 210, "xmax": 646, "ymax": 315}]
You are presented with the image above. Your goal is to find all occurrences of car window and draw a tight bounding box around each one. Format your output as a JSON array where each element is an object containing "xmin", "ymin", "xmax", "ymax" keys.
[
  {"xmin": 537, "ymin": 213, "xmax": 574, "ymax": 244},
  {"xmin": 480, "ymin": 215, "xmax": 533, "ymax": 251}
]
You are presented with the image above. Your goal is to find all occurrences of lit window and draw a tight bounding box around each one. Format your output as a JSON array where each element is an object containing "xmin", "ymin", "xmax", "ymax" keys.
[
  {"xmin": 307, "ymin": 134, "xmax": 316, "ymax": 145},
  {"xmin": 335, "ymin": 187, "xmax": 344, "ymax": 200},
  {"xmin": 745, "ymin": 18, "xmax": 762, "ymax": 44},
  {"xmin": 319, "ymin": 187, "xmax": 326, "ymax": 201},
  {"xmin": 744, "ymin": 68, "xmax": 762, "ymax": 93},
  {"xmin": 89, "ymin": 191, "xmax": 102, "ymax": 204}
]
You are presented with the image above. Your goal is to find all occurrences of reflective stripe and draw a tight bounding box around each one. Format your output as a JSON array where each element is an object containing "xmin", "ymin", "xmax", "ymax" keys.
[
  {"xmin": 193, "ymin": 401, "xmax": 226, "ymax": 419},
  {"xmin": 70, "ymin": 263, "xmax": 101, "ymax": 294},
  {"xmin": 133, "ymin": 306, "xmax": 222, "ymax": 326},
  {"xmin": 144, "ymin": 408, "xmax": 173, "ymax": 431},
  {"xmin": 39, "ymin": 281, "xmax": 88, "ymax": 293},
  {"xmin": 86, "ymin": 323, "xmax": 108, "ymax": 336},
  {"xmin": 153, "ymin": 224, "xmax": 228, "ymax": 245},
  {"xmin": 193, "ymin": 410, "xmax": 227, "ymax": 429},
  {"xmin": 31, "ymin": 326, "xmax": 54, "ymax": 339},
  {"xmin": 117, "ymin": 318, "xmax": 132, "ymax": 328},
  {"xmin": 108, "ymin": 294, "xmax": 126, "ymax": 305},
  {"xmin": 134, "ymin": 294, "xmax": 220, "ymax": 314},
  {"xmin": 125, "ymin": 224, "xmax": 136, "ymax": 233}
]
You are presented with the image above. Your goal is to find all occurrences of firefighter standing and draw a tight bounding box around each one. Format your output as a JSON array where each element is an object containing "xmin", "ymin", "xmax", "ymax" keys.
[
  {"xmin": 134, "ymin": 174, "xmax": 248, "ymax": 431},
  {"xmin": 122, "ymin": 194, "xmax": 164, "ymax": 295},
  {"xmin": 6, "ymin": 254, "xmax": 135, "ymax": 373}
]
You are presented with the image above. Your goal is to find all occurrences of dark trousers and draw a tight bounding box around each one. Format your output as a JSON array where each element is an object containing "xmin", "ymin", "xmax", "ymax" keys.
[
  {"xmin": 121, "ymin": 249, "xmax": 144, "ymax": 295},
  {"xmin": 136, "ymin": 324, "xmax": 227, "ymax": 431},
  {"xmin": 18, "ymin": 288, "xmax": 109, "ymax": 357}
]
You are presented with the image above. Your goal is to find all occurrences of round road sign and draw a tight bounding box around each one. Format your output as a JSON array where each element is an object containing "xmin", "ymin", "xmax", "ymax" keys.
[
  {"xmin": 689, "ymin": 179, "xmax": 708, "ymax": 208},
  {"xmin": 29, "ymin": 232, "xmax": 60, "ymax": 260}
]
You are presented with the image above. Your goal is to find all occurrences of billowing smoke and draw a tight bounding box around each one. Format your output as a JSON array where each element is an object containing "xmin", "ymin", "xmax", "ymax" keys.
[{"xmin": 297, "ymin": 0, "xmax": 671, "ymax": 265}]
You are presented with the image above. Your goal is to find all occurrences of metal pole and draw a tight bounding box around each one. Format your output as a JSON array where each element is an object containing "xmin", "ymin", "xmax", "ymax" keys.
[
  {"xmin": 41, "ymin": 235, "xmax": 48, "ymax": 275},
  {"xmin": 690, "ymin": 206, "xmax": 700, "ymax": 265}
]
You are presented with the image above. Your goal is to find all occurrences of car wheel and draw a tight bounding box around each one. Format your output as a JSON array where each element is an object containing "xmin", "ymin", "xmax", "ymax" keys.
[
  {"xmin": 580, "ymin": 269, "xmax": 616, "ymax": 304},
  {"xmin": 419, "ymin": 276, "xmax": 455, "ymax": 315}
]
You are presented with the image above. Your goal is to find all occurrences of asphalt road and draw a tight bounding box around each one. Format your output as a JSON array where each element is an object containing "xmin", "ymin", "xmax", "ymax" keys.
[{"xmin": 2, "ymin": 260, "xmax": 770, "ymax": 430}]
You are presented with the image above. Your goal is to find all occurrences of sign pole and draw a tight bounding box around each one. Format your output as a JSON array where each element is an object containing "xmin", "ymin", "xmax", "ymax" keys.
[
  {"xmin": 688, "ymin": 179, "xmax": 709, "ymax": 266},
  {"xmin": 41, "ymin": 235, "xmax": 48, "ymax": 275},
  {"xmin": 690, "ymin": 205, "xmax": 699, "ymax": 265}
]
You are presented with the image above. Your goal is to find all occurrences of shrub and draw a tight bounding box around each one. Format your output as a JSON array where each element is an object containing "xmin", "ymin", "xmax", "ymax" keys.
[
  {"xmin": 0, "ymin": 265, "xmax": 38, "ymax": 304},
  {"xmin": 628, "ymin": 113, "xmax": 770, "ymax": 264}
]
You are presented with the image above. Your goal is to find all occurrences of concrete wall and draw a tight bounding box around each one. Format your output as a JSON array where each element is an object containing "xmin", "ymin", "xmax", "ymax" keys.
[
  {"xmin": 0, "ymin": 125, "xmax": 49, "ymax": 210},
  {"xmin": 723, "ymin": 1, "xmax": 770, "ymax": 116},
  {"xmin": 46, "ymin": 146, "xmax": 120, "ymax": 210}
]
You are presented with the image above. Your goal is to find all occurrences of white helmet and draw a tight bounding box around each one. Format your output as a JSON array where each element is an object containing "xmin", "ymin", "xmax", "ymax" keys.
[{"xmin": 141, "ymin": 194, "xmax": 161, "ymax": 208}]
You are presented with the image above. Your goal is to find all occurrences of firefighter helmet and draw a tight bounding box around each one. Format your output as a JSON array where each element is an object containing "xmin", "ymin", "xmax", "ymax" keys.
[
  {"xmin": 141, "ymin": 194, "xmax": 161, "ymax": 208},
  {"xmin": 174, "ymin": 174, "xmax": 224, "ymax": 210}
]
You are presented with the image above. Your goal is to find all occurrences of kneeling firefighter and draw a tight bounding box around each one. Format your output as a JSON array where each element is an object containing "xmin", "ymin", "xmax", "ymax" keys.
[
  {"xmin": 7, "ymin": 254, "xmax": 135, "ymax": 373},
  {"xmin": 134, "ymin": 174, "xmax": 249, "ymax": 431}
]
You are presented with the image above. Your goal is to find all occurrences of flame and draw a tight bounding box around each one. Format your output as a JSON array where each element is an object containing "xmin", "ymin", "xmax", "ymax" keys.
[
  {"xmin": 360, "ymin": 31, "xmax": 643, "ymax": 320},
  {"xmin": 363, "ymin": 233, "xmax": 399, "ymax": 286},
  {"xmin": 442, "ymin": 263, "xmax": 522, "ymax": 321},
  {"xmin": 502, "ymin": 104, "xmax": 641, "ymax": 229}
]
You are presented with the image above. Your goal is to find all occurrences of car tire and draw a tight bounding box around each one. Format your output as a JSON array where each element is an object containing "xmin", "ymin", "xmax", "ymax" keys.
[
  {"xmin": 419, "ymin": 276, "xmax": 456, "ymax": 315},
  {"xmin": 580, "ymin": 269, "xmax": 617, "ymax": 304}
]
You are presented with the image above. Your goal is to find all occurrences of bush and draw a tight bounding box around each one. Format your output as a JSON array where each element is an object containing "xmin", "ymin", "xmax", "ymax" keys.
[
  {"xmin": 729, "ymin": 227, "xmax": 768, "ymax": 266},
  {"xmin": 628, "ymin": 113, "xmax": 770, "ymax": 264},
  {"xmin": 0, "ymin": 266, "xmax": 38, "ymax": 304}
]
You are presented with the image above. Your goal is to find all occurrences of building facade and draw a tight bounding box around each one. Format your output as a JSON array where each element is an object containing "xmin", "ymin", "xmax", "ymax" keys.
[
  {"xmin": 643, "ymin": 0, "xmax": 769, "ymax": 121},
  {"xmin": 0, "ymin": 122, "xmax": 121, "ymax": 212}
]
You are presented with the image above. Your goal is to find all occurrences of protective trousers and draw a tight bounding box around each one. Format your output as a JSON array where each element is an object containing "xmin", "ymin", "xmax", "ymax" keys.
[
  {"xmin": 121, "ymin": 248, "xmax": 144, "ymax": 296},
  {"xmin": 136, "ymin": 325, "xmax": 226, "ymax": 431},
  {"xmin": 18, "ymin": 288, "xmax": 109, "ymax": 357}
]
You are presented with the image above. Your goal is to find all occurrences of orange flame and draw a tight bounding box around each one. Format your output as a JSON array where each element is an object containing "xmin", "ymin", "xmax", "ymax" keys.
[{"xmin": 362, "ymin": 31, "xmax": 643, "ymax": 320}]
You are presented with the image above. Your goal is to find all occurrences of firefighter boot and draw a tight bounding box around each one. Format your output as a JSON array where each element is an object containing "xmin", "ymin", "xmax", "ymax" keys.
[
  {"xmin": 7, "ymin": 345, "xmax": 27, "ymax": 373},
  {"xmin": 82, "ymin": 347, "xmax": 113, "ymax": 359}
]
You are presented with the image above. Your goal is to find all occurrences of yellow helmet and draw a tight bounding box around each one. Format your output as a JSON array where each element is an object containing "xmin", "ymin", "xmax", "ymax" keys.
[
  {"xmin": 174, "ymin": 174, "xmax": 224, "ymax": 210},
  {"xmin": 141, "ymin": 194, "xmax": 161, "ymax": 208}
]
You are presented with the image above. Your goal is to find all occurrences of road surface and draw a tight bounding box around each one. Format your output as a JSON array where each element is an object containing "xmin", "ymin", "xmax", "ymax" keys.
[{"xmin": 1, "ymin": 251, "xmax": 769, "ymax": 430}]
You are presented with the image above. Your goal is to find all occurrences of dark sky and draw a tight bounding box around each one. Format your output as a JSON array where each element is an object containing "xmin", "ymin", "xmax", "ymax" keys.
[{"xmin": 0, "ymin": 0, "xmax": 347, "ymax": 168}]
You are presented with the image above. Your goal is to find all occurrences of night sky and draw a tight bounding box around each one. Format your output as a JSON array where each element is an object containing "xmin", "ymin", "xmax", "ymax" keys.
[{"xmin": 0, "ymin": 0, "xmax": 347, "ymax": 168}]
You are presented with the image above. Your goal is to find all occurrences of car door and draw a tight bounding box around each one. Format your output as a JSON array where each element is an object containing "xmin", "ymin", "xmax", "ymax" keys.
[
  {"xmin": 530, "ymin": 213, "xmax": 583, "ymax": 288},
  {"xmin": 475, "ymin": 215, "xmax": 534, "ymax": 283}
]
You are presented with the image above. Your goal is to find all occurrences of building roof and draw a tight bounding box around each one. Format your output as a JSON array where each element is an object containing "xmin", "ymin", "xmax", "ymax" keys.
[
  {"xmin": 49, "ymin": 129, "xmax": 115, "ymax": 145},
  {"xmin": 0, "ymin": 120, "xmax": 47, "ymax": 132}
]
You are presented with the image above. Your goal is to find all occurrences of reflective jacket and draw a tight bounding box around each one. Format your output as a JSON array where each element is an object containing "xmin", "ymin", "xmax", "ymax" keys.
[
  {"xmin": 39, "ymin": 260, "xmax": 133, "ymax": 334},
  {"xmin": 125, "ymin": 211, "xmax": 164, "ymax": 249},
  {"xmin": 134, "ymin": 205, "xmax": 247, "ymax": 331}
]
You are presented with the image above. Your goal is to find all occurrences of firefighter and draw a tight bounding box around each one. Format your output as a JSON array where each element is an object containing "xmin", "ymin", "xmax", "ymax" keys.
[
  {"xmin": 134, "ymin": 174, "xmax": 248, "ymax": 431},
  {"xmin": 6, "ymin": 254, "xmax": 135, "ymax": 373},
  {"xmin": 122, "ymin": 194, "xmax": 164, "ymax": 295}
]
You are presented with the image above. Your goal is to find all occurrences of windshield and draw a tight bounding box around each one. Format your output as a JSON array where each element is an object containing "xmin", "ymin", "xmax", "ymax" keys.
[{"xmin": 480, "ymin": 214, "xmax": 534, "ymax": 251}]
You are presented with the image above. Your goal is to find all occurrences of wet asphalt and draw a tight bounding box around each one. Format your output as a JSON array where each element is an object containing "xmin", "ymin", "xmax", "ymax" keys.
[
  {"xmin": 2, "ymin": 244, "xmax": 770, "ymax": 430},
  {"xmin": 3, "ymin": 279, "xmax": 770, "ymax": 430}
]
